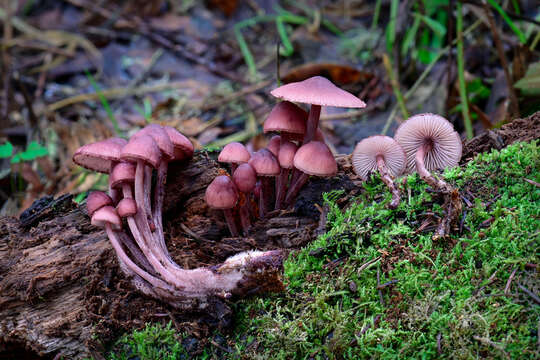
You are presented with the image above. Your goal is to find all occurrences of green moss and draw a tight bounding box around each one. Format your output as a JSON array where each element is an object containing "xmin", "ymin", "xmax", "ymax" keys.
[{"xmin": 108, "ymin": 141, "xmax": 539, "ymax": 359}]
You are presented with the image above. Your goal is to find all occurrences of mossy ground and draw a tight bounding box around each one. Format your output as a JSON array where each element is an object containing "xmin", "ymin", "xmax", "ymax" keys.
[{"xmin": 107, "ymin": 141, "xmax": 539, "ymax": 359}]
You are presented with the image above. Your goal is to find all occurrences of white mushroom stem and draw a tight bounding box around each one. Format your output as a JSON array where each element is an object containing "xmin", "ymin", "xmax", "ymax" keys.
[
  {"xmin": 376, "ymin": 155, "xmax": 401, "ymax": 209},
  {"xmin": 284, "ymin": 172, "xmax": 309, "ymax": 206},
  {"xmin": 415, "ymin": 143, "xmax": 453, "ymax": 193},
  {"xmin": 144, "ymin": 165, "xmax": 155, "ymax": 230},
  {"xmin": 303, "ymin": 104, "xmax": 322, "ymax": 144},
  {"xmin": 153, "ymin": 161, "xmax": 171, "ymax": 258},
  {"xmin": 117, "ymin": 231, "xmax": 155, "ymax": 275}
]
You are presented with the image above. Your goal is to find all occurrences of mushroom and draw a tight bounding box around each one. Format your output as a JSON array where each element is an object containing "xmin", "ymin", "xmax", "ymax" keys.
[
  {"xmin": 352, "ymin": 135, "xmax": 406, "ymax": 209},
  {"xmin": 232, "ymin": 163, "xmax": 257, "ymax": 233},
  {"xmin": 218, "ymin": 142, "xmax": 251, "ymax": 173},
  {"xmin": 205, "ymin": 175, "xmax": 240, "ymax": 237},
  {"xmin": 248, "ymin": 149, "xmax": 280, "ymax": 217},
  {"xmin": 285, "ymin": 141, "xmax": 337, "ymax": 206},
  {"xmin": 86, "ymin": 190, "xmax": 113, "ymax": 216},
  {"xmin": 275, "ymin": 140, "xmax": 298, "ymax": 209},
  {"xmin": 267, "ymin": 135, "xmax": 281, "ymax": 158},
  {"xmin": 271, "ymin": 76, "xmax": 366, "ymax": 144}
]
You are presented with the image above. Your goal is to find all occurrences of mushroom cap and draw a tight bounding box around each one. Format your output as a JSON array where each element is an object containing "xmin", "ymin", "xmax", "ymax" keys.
[
  {"xmin": 110, "ymin": 162, "xmax": 136, "ymax": 189},
  {"xmin": 270, "ymin": 76, "xmax": 366, "ymax": 108},
  {"xmin": 91, "ymin": 205, "xmax": 122, "ymax": 230},
  {"xmin": 132, "ymin": 124, "xmax": 174, "ymax": 161},
  {"xmin": 263, "ymin": 101, "xmax": 307, "ymax": 135},
  {"xmin": 352, "ymin": 135, "xmax": 406, "ymax": 180},
  {"xmin": 267, "ymin": 135, "xmax": 281, "ymax": 158},
  {"xmin": 163, "ymin": 126, "xmax": 194, "ymax": 160},
  {"xmin": 117, "ymin": 198, "xmax": 137, "ymax": 218},
  {"xmin": 87, "ymin": 191, "xmax": 113, "ymax": 216},
  {"xmin": 278, "ymin": 140, "xmax": 298, "ymax": 169},
  {"xmin": 294, "ymin": 141, "xmax": 337, "ymax": 177},
  {"xmin": 120, "ymin": 135, "xmax": 162, "ymax": 168},
  {"xmin": 232, "ymin": 163, "xmax": 257, "ymax": 193},
  {"xmin": 205, "ymin": 175, "xmax": 238, "ymax": 209},
  {"xmin": 73, "ymin": 137, "xmax": 127, "ymax": 173},
  {"xmin": 394, "ymin": 113, "xmax": 462, "ymax": 173},
  {"xmin": 248, "ymin": 149, "xmax": 280, "ymax": 177},
  {"xmin": 218, "ymin": 142, "xmax": 251, "ymax": 165}
]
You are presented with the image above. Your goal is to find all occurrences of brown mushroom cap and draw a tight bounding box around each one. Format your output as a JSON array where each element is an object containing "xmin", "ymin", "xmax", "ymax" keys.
[
  {"xmin": 270, "ymin": 76, "xmax": 366, "ymax": 108},
  {"xmin": 163, "ymin": 126, "xmax": 194, "ymax": 160},
  {"xmin": 248, "ymin": 149, "xmax": 280, "ymax": 177},
  {"xmin": 278, "ymin": 141, "xmax": 298, "ymax": 169},
  {"xmin": 120, "ymin": 134, "xmax": 162, "ymax": 168},
  {"xmin": 352, "ymin": 135, "xmax": 406, "ymax": 180},
  {"xmin": 73, "ymin": 137, "xmax": 127, "ymax": 173},
  {"xmin": 91, "ymin": 205, "xmax": 122, "ymax": 230},
  {"xmin": 205, "ymin": 175, "xmax": 239, "ymax": 209},
  {"xmin": 232, "ymin": 163, "xmax": 257, "ymax": 193},
  {"xmin": 117, "ymin": 198, "xmax": 137, "ymax": 218},
  {"xmin": 293, "ymin": 141, "xmax": 337, "ymax": 176},
  {"xmin": 87, "ymin": 191, "xmax": 113, "ymax": 216},
  {"xmin": 218, "ymin": 142, "xmax": 251, "ymax": 165},
  {"xmin": 110, "ymin": 162, "xmax": 136, "ymax": 189},
  {"xmin": 263, "ymin": 101, "xmax": 307, "ymax": 136},
  {"xmin": 394, "ymin": 113, "xmax": 462, "ymax": 173}
]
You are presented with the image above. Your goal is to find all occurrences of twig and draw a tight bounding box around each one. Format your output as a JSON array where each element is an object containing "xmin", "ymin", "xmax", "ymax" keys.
[
  {"xmin": 474, "ymin": 268, "xmax": 500, "ymax": 295},
  {"xmin": 357, "ymin": 256, "xmax": 381, "ymax": 274},
  {"xmin": 504, "ymin": 267, "xmax": 517, "ymax": 295},
  {"xmin": 524, "ymin": 178, "xmax": 540, "ymax": 188},
  {"xmin": 359, "ymin": 314, "xmax": 381, "ymax": 336},
  {"xmin": 482, "ymin": 2, "xmax": 519, "ymax": 118},
  {"xmin": 473, "ymin": 335, "xmax": 509, "ymax": 359},
  {"xmin": 518, "ymin": 283, "xmax": 540, "ymax": 305},
  {"xmin": 437, "ymin": 332, "xmax": 442, "ymax": 354},
  {"xmin": 377, "ymin": 279, "xmax": 398, "ymax": 289},
  {"xmin": 377, "ymin": 267, "xmax": 385, "ymax": 306}
]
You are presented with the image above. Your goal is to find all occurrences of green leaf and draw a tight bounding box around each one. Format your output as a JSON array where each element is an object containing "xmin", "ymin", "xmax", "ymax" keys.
[
  {"xmin": 514, "ymin": 62, "xmax": 540, "ymax": 95},
  {"xmin": 10, "ymin": 153, "xmax": 22, "ymax": 164},
  {"xmin": 415, "ymin": 13, "xmax": 446, "ymax": 38},
  {"xmin": 0, "ymin": 141, "xmax": 13, "ymax": 158}
]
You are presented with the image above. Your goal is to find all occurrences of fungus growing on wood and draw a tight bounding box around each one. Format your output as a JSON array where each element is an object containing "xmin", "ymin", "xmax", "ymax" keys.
[
  {"xmin": 352, "ymin": 135, "xmax": 406, "ymax": 209},
  {"xmin": 275, "ymin": 140, "xmax": 298, "ymax": 209},
  {"xmin": 218, "ymin": 142, "xmax": 251, "ymax": 173},
  {"xmin": 205, "ymin": 175, "xmax": 240, "ymax": 237},
  {"xmin": 248, "ymin": 149, "xmax": 280, "ymax": 217},
  {"xmin": 267, "ymin": 135, "xmax": 281, "ymax": 158},
  {"xmin": 232, "ymin": 163, "xmax": 257, "ymax": 233}
]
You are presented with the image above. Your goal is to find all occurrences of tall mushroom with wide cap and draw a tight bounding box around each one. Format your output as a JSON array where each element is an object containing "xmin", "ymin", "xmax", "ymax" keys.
[
  {"xmin": 271, "ymin": 76, "xmax": 366, "ymax": 144},
  {"xmin": 394, "ymin": 113, "xmax": 463, "ymax": 238},
  {"xmin": 352, "ymin": 135, "xmax": 406, "ymax": 209}
]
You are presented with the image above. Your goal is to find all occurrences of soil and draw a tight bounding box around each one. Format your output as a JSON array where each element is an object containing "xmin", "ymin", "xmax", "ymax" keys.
[{"xmin": 0, "ymin": 112, "xmax": 539, "ymax": 359}]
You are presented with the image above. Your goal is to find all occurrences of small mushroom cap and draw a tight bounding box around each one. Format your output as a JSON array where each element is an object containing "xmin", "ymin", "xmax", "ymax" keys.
[
  {"xmin": 110, "ymin": 162, "xmax": 136, "ymax": 189},
  {"xmin": 267, "ymin": 135, "xmax": 281, "ymax": 157},
  {"xmin": 87, "ymin": 191, "xmax": 113, "ymax": 216},
  {"xmin": 132, "ymin": 124, "xmax": 174, "ymax": 161},
  {"xmin": 163, "ymin": 126, "xmax": 194, "ymax": 160},
  {"xmin": 294, "ymin": 141, "xmax": 337, "ymax": 177},
  {"xmin": 205, "ymin": 175, "xmax": 239, "ymax": 209},
  {"xmin": 117, "ymin": 198, "xmax": 137, "ymax": 217},
  {"xmin": 278, "ymin": 140, "xmax": 298, "ymax": 169},
  {"xmin": 394, "ymin": 113, "xmax": 462, "ymax": 173},
  {"xmin": 218, "ymin": 142, "xmax": 251, "ymax": 165},
  {"xmin": 233, "ymin": 163, "xmax": 257, "ymax": 193},
  {"xmin": 73, "ymin": 137, "xmax": 126, "ymax": 173},
  {"xmin": 91, "ymin": 205, "xmax": 122, "ymax": 230},
  {"xmin": 120, "ymin": 135, "xmax": 162, "ymax": 168},
  {"xmin": 248, "ymin": 149, "xmax": 280, "ymax": 177},
  {"xmin": 270, "ymin": 76, "xmax": 366, "ymax": 108},
  {"xmin": 263, "ymin": 101, "xmax": 307, "ymax": 135},
  {"xmin": 352, "ymin": 135, "xmax": 406, "ymax": 180}
]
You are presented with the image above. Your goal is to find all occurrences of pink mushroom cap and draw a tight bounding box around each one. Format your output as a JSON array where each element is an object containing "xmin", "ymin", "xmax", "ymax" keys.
[
  {"xmin": 293, "ymin": 141, "xmax": 337, "ymax": 176},
  {"xmin": 132, "ymin": 124, "xmax": 174, "ymax": 161},
  {"xmin": 218, "ymin": 142, "xmax": 251, "ymax": 165},
  {"xmin": 352, "ymin": 135, "xmax": 406, "ymax": 180},
  {"xmin": 120, "ymin": 134, "xmax": 162, "ymax": 168},
  {"xmin": 91, "ymin": 205, "xmax": 122, "ymax": 230},
  {"xmin": 248, "ymin": 149, "xmax": 280, "ymax": 177},
  {"xmin": 278, "ymin": 141, "xmax": 298, "ymax": 169},
  {"xmin": 267, "ymin": 135, "xmax": 281, "ymax": 158},
  {"xmin": 163, "ymin": 126, "xmax": 194, "ymax": 160},
  {"xmin": 270, "ymin": 76, "xmax": 366, "ymax": 108},
  {"xmin": 263, "ymin": 101, "xmax": 307, "ymax": 136},
  {"xmin": 87, "ymin": 191, "xmax": 113, "ymax": 216},
  {"xmin": 232, "ymin": 163, "xmax": 257, "ymax": 193},
  {"xmin": 73, "ymin": 137, "xmax": 127, "ymax": 173},
  {"xmin": 110, "ymin": 162, "xmax": 136, "ymax": 189},
  {"xmin": 116, "ymin": 198, "xmax": 137, "ymax": 218},
  {"xmin": 205, "ymin": 175, "xmax": 239, "ymax": 209}
]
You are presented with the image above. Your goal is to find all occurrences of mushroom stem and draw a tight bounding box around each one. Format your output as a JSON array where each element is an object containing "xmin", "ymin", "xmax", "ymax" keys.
[
  {"xmin": 144, "ymin": 165, "xmax": 155, "ymax": 230},
  {"xmin": 303, "ymin": 104, "xmax": 322, "ymax": 144},
  {"xmin": 415, "ymin": 143, "xmax": 453, "ymax": 193},
  {"xmin": 153, "ymin": 161, "xmax": 169, "ymax": 256},
  {"xmin": 223, "ymin": 208, "xmax": 239, "ymax": 237},
  {"xmin": 117, "ymin": 231, "xmax": 156, "ymax": 275},
  {"xmin": 238, "ymin": 193, "xmax": 251, "ymax": 234},
  {"xmin": 274, "ymin": 168, "xmax": 290, "ymax": 210},
  {"xmin": 259, "ymin": 177, "xmax": 273, "ymax": 217},
  {"xmin": 376, "ymin": 155, "xmax": 401, "ymax": 209},
  {"xmin": 284, "ymin": 172, "xmax": 309, "ymax": 206}
]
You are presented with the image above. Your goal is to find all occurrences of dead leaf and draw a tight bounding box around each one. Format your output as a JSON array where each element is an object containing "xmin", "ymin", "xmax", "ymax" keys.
[{"xmin": 281, "ymin": 63, "xmax": 373, "ymax": 85}]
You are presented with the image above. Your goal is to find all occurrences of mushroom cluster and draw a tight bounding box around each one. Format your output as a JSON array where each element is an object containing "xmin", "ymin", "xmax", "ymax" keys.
[
  {"xmin": 206, "ymin": 76, "xmax": 366, "ymax": 236},
  {"xmin": 73, "ymin": 125, "xmax": 284, "ymax": 307},
  {"xmin": 352, "ymin": 113, "xmax": 462, "ymax": 235}
]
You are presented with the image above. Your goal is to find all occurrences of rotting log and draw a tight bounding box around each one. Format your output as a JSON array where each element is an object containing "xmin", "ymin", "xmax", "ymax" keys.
[{"xmin": 0, "ymin": 111, "xmax": 539, "ymax": 359}]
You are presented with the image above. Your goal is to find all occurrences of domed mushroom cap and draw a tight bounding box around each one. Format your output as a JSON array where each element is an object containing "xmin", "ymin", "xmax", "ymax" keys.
[
  {"xmin": 278, "ymin": 141, "xmax": 298, "ymax": 169},
  {"xmin": 263, "ymin": 101, "xmax": 307, "ymax": 135},
  {"xmin": 73, "ymin": 137, "xmax": 126, "ymax": 173},
  {"xmin": 87, "ymin": 191, "xmax": 113, "ymax": 216},
  {"xmin": 218, "ymin": 142, "xmax": 250, "ymax": 165},
  {"xmin": 248, "ymin": 149, "xmax": 280, "ymax": 177},
  {"xmin": 110, "ymin": 162, "xmax": 136, "ymax": 189},
  {"xmin": 163, "ymin": 126, "xmax": 194, "ymax": 160},
  {"xmin": 270, "ymin": 76, "xmax": 366, "ymax": 108},
  {"xmin": 91, "ymin": 205, "xmax": 122, "ymax": 230},
  {"xmin": 205, "ymin": 175, "xmax": 239, "ymax": 209},
  {"xmin": 294, "ymin": 141, "xmax": 337, "ymax": 176},
  {"xmin": 267, "ymin": 135, "xmax": 281, "ymax": 157},
  {"xmin": 352, "ymin": 135, "xmax": 406, "ymax": 180},
  {"xmin": 394, "ymin": 113, "xmax": 462, "ymax": 172},
  {"xmin": 132, "ymin": 124, "xmax": 174, "ymax": 161},
  {"xmin": 117, "ymin": 198, "xmax": 137, "ymax": 218},
  {"xmin": 120, "ymin": 135, "xmax": 161, "ymax": 168},
  {"xmin": 232, "ymin": 163, "xmax": 257, "ymax": 193}
]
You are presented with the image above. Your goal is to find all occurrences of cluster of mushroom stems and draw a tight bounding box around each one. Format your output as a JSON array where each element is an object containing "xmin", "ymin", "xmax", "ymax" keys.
[{"xmin": 74, "ymin": 124, "xmax": 283, "ymax": 305}]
